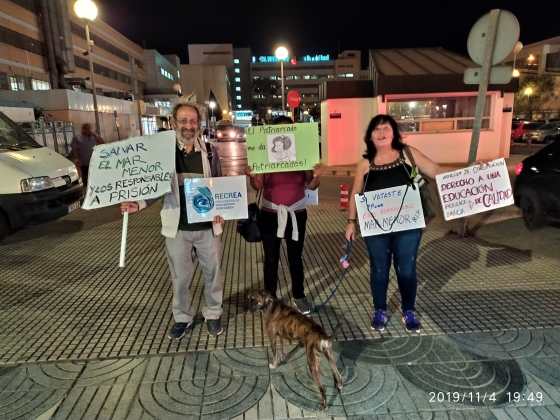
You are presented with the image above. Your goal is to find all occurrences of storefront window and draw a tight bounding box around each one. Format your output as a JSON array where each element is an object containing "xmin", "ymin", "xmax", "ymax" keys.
[
  {"xmin": 32, "ymin": 79, "xmax": 50, "ymax": 90},
  {"xmin": 8, "ymin": 76, "xmax": 25, "ymax": 91},
  {"xmin": 387, "ymin": 96, "xmax": 492, "ymax": 132},
  {"xmin": 142, "ymin": 116, "xmax": 157, "ymax": 135}
]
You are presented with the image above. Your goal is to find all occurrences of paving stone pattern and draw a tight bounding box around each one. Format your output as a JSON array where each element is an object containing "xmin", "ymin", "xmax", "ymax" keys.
[
  {"xmin": 1, "ymin": 205, "xmax": 559, "ymax": 364},
  {"xmin": 1, "ymin": 203, "xmax": 559, "ymax": 419}
]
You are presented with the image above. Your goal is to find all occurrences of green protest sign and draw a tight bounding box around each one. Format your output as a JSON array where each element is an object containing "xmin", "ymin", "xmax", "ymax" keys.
[{"xmin": 246, "ymin": 123, "xmax": 320, "ymax": 173}]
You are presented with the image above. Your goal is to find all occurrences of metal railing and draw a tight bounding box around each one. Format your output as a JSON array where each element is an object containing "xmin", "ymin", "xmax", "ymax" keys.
[
  {"xmin": 20, "ymin": 120, "xmax": 75, "ymax": 156},
  {"xmin": 397, "ymin": 117, "xmax": 491, "ymax": 133}
]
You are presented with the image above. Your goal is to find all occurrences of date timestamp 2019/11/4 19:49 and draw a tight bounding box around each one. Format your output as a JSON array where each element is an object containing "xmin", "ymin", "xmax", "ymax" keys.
[{"xmin": 429, "ymin": 391, "xmax": 544, "ymax": 404}]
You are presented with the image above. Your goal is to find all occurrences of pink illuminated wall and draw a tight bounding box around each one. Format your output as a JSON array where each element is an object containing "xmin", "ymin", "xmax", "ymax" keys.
[
  {"xmin": 320, "ymin": 98, "xmax": 378, "ymax": 166},
  {"xmin": 321, "ymin": 92, "xmax": 514, "ymax": 166}
]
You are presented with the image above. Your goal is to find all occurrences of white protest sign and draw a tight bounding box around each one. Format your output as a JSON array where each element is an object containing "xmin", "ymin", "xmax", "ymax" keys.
[
  {"xmin": 355, "ymin": 184, "xmax": 426, "ymax": 237},
  {"xmin": 82, "ymin": 131, "xmax": 175, "ymax": 210},
  {"xmin": 436, "ymin": 158, "xmax": 514, "ymax": 221},
  {"xmin": 305, "ymin": 188, "xmax": 319, "ymax": 206},
  {"xmin": 185, "ymin": 175, "xmax": 248, "ymax": 223}
]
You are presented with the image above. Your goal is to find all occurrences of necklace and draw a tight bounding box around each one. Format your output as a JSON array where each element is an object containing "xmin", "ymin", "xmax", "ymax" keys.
[{"xmin": 369, "ymin": 156, "xmax": 405, "ymax": 171}]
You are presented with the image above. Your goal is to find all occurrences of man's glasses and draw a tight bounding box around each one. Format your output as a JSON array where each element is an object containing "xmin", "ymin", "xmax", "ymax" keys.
[{"xmin": 175, "ymin": 119, "xmax": 198, "ymax": 125}]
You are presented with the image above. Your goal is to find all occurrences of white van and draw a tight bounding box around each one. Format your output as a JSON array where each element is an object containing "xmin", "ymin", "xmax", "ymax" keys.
[{"xmin": 0, "ymin": 111, "xmax": 83, "ymax": 240}]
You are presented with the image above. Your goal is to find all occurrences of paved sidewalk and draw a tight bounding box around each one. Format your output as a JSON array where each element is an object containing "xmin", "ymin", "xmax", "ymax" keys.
[{"xmin": 0, "ymin": 178, "xmax": 559, "ymax": 419}]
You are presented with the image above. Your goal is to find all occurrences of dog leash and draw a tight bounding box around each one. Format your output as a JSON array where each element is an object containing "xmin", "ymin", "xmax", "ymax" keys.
[{"xmin": 312, "ymin": 239, "xmax": 353, "ymax": 312}]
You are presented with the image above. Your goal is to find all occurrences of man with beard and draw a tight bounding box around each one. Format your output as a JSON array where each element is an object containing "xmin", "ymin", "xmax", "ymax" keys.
[{"xmin": 121, "ymin": 103, "xmax": 225, "ymax": 339}]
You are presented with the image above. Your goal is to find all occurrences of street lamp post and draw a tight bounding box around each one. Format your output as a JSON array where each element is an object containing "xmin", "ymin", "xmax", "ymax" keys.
[
  {"xmin": 275, "ymin": 46, "xmax": 289, "ymax": 112},
  {"xmin": 512, "ymin": 41, "xmax": 523, "ymax": 78},
  {"xmin": 209, "ymin": 100, "xmax": 216, "ymax": 123},
  {"xmin": 524, "ymin": 86, "xmax": 534, "ymax": 149},
  {"xmin": 74, "ymin": 0, "xmax": 100, "ymax": 135},
  {"xmin": 524, "ymin": 86, "xmax": 534, "ymax": 121}
]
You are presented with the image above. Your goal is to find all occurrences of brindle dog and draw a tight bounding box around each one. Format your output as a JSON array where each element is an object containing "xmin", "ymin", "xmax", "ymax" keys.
[{"xmin": 248, "ymin": 290, "xmax": 343, "ymax": 409}]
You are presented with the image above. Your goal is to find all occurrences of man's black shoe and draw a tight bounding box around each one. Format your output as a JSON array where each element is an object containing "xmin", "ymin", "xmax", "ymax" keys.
[{"xmin": 168, "ymin": 321, "xmax": 193, "ymax": 340}]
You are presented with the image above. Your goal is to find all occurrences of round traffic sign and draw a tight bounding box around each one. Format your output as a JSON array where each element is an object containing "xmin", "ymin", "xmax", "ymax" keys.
[
  {"xmin": 467, "ymin": 9, "xmax": 520, "ymax": 66},
  {"xmin": 287, "ymin": 90, "xmax": 301, "ymax": 108}
]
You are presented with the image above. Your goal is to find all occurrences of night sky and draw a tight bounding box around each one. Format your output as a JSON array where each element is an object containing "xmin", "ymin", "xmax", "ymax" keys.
[{"xmin": 99, "ymin": 0, "xmax": 558, "ymax": 64}]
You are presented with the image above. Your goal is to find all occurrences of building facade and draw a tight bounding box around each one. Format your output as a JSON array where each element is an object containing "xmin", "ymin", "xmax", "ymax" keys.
[
  {"xmin": 232, "ymin": 47, "xmax": 252, "ymax": 111},
  {"xmin": 0, "ymin": 0, "xmax": 188, "ymax": 139},
  {"xmin": 0, "ymin": 0, "xmax": 147, "ymax": 96},
  {"xmin": 320, "ymin": 48, "xmax": 517, "ymax": 166},
  {"xmin": 142, "ymin": 50, "xmax": 181, "ymax": 125},
  {"xmin": 187, "ymin": 44, "xmax": 232, "ymax": 113},
  {"xmin": 180, "ymin": 64, "xmax": 229, "ymax": 123},
  {"xmin": 506, "ymin": 37, "xmax": 560, "ymax": 120},
  {"xmin": 250, "ymin": 51, "xmax": 364, "ymax": 118}
]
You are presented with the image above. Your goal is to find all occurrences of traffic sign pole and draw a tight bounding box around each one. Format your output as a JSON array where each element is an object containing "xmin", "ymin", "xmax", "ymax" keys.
[
  {"xmin": 287, "ymin": 90, "xmax": 302, "ymax": 121},
  {"xmin": 460, "ymin": 8, "xmax": 520, "ymax": 237},
  {"xmin": 467, "ymin": 9, "xmax": 500, "ymax": 165}
]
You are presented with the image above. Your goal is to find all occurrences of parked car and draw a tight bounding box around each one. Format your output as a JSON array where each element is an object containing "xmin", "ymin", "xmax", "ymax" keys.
[
  {"xmin": 511, "ymin": 120, "xmax": 528, "ymax": 142},
  {"xmin": 522, "ymin": 121, "xmax": 560, "ymax": 144},
  {"xmin": 216, "ymin": 121, "xmax": 246, "ymax": 142},
  {"xmin": 0, "ymin": 111, "xmax": 82, "ymax": 240},
  {"xmin": 514, "ymin": 140, "xmax": 560, "ymax": 229}
]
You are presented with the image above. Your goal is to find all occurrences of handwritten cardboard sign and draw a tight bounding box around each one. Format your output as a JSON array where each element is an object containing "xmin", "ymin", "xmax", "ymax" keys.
[
  {"xmin": 435, "ymin": 158, "xmax": 514, "ymax": 221},
  {"xmin": 355, "ymin": 184, "xmax": 425, "ymax": 237},
  {"xmin": 246, "ymin": 123, "xmax": 320, "ymax": 173},
  {"xmin": 185, "ymin": 175, "xmax": 248, "ymax": 223},
  {"xmin": 82, "ymin": 131, "xmax": 175, "ymax": 210}
]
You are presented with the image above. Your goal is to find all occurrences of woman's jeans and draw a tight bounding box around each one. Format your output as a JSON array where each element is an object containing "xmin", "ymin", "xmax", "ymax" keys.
[{"xmin": 364, "ymin": 228, "xmax": 422, "ymax": 312}]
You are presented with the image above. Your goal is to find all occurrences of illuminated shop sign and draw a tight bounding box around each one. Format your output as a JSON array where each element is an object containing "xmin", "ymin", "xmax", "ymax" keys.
[
  {"xmin": 251, "ymin": 54, "xmax": 331, "ymax": 64},
  {"xmin": 302, "ymin": 54, "xmax": 330, "ymax": 62},
  {"xmin": 234, "ymin": 110, "xmax": 253, "ymax": 121}
]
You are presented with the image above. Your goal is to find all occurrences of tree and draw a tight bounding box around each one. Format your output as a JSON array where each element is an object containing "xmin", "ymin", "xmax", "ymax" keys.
[{"xmin": 514, "ymin": 74, "xmax": 556, "ymax": 119}]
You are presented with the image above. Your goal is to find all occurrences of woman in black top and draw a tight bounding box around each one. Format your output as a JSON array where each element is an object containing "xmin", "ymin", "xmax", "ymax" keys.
[{"xmin": 345, "ymin": 114, "xmax": 444, "ymax": 333}]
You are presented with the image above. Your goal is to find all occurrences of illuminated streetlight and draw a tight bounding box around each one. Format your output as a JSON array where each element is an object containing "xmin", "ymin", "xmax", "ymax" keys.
[
  {"xmin": 275, "ymin": 46, "xmax": 289, "ymax": 111},
  {"xmin": 74, "ymin": 0, "xmax": 98, "ymax": 20},
  {"xmin": 209, "ymin": 100, "xmax": 216, "ymax": 123},
  {"xmin": 172, "ymin": 83, "xmax": 182, "ymax": 96},
  {"xmin": 524, "ymin": 86, "xmax": 534, "ymax": 121},
  {"xmin": 74, "ymin": 0, "xmax": 100, "ymax": 135},
  {"xmin": 511, "ymin": 41, "xmax": 523, "ymax": 79}
]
